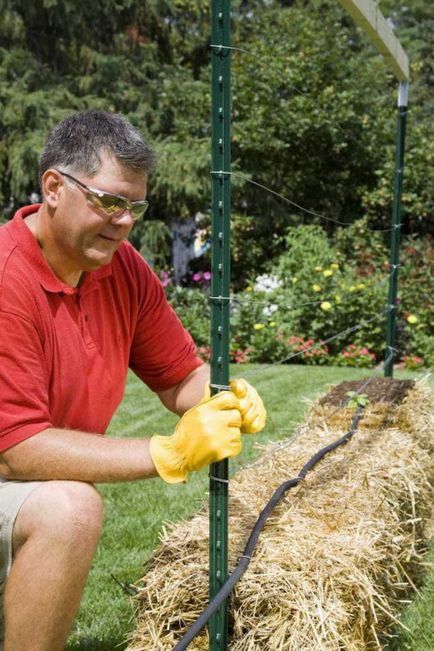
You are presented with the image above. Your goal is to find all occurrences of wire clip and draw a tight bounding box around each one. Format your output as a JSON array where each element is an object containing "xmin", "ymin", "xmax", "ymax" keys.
[
  {"xmin": 209, "ymin": 475, "xmax": 230, "ymax": 484},
  {"xmin": 210, "ymin": 383, "xmax": 231, "ymax": 392},
  {"xmin": 209, "ymin": 295, "xmax": 231, "ymax": 304}
]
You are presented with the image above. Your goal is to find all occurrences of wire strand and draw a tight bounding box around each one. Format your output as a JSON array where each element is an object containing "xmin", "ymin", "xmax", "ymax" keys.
[
  {"xmin": 210, "ymin": 43, "xmax": 364, "ymax": 150},
  {"xmin": 170, "ymin": 266, "xmax": 398, "ymax": 316},
  {"xmin": 213, "ymin": 170, "xmax": 396, "ymax": 233},
  {"xmin": 210, "ymin": 266, "xmax": 396, "ymax": 313},
  {"xmin": 237, "ymin": 306, "xmax": 390, "ymax": 378}
]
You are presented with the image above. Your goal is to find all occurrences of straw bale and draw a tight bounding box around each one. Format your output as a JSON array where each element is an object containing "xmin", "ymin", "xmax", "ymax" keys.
[{"xmin": 127, "ymin": 380, "xmax": 434, "ymax": 650}]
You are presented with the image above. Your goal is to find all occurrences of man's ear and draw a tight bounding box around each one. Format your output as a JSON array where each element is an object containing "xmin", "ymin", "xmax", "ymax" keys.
[{"xmin": 41, "ymin": 170, "xmax": 64, "ymax": 209}]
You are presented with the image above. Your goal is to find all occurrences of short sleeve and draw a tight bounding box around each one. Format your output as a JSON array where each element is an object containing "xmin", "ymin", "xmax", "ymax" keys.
[
  {"xmin": 128, "ymin": 267, "xmax": 203, "ymax": 392},
  {"xmin": 0, "ymin": 310, "xmax": 52, "ymax": 451}
]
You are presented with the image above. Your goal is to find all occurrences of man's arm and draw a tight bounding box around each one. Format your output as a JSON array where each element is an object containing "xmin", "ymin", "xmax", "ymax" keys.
[
  {"xmin": 0, "ymin": 429, "xmax": 157, "ymax": 482},
  {"xmin": 0, "ymin": 368, "xmax": 264, "ymax": 484},
  {"xmin": 0, "ymin": 378, "xmax": 245, "ymax": 484},
  {"xmin": 157, "ymin": 364, "xmax": 210, "ymax": 416}
]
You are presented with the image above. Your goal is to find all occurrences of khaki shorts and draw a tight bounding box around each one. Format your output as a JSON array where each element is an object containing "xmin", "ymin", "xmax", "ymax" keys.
[{"xmin": 0, "ymin": 478, "xmax": 42, "ymax": 648}]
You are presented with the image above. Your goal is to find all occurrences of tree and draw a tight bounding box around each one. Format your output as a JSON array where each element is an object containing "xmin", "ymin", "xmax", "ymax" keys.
[{"xmin": 0, "ymin": 0, "xmax": 432, "ymax": 280}]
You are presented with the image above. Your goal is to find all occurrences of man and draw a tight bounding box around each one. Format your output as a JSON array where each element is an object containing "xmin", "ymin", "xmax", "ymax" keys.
[{"xmin": 0, "ymin": 110, "xmax": 266, "ymax": 650}]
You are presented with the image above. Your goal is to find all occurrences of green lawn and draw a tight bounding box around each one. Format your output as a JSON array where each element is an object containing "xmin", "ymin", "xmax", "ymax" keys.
[{"xmin": 65, "ymin": 365, "xmax": 434, "ymax": 650}]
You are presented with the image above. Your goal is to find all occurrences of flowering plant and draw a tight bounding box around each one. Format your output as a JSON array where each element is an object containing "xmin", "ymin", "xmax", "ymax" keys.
[
  {"xmin": 335, "ymin": 344, "xmax": 376, "ymax": 368},
  {"xmin": 191, "ymin": 270, "xmax": 211, "ymax": 286},
  {"xmin": 159, "ymin": 270, "xmax": 172, "ymax": 288},
  {"xmin": 230, "ymin": 346, "xmax": 253, "ymax": 364},
  {"xmin": 399, "ymin": 355, "xmax": 424, "ymax": 371},
  {"xmin": 196, "ymin": 345, "xmax": 253, "ymax": 364},
  {"xmin": 254, "ymin": 274, "xmax": 282, "ymax": 293},
  {"xmin": 283, "ymin": 335, "xmax": 329, "ymax": 365}
]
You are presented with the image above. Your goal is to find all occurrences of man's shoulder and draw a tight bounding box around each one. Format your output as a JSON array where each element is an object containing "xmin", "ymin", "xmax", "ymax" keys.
[
  {"xmin": 0, "ymin": 221, "xmax": 43, "ymax": 318},
  {"xmin": 0, "ymin": 220, "xmax": 18, "ymax": 271},
  {"xmin": 0, "ymin": 221, "xmax": 28, "ymax": 289}
]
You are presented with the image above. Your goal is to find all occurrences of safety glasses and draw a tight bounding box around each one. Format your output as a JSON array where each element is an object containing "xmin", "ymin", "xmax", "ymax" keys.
[{"xmin": 57, "ymin": 170, "xmax": 149, "ymax": 222}]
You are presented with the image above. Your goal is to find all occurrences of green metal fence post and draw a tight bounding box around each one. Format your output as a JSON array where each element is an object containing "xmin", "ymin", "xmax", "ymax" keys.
[
  {"xmin": 209, "ymin": 0, "xmax": 231, "ymax": 649},
  {"xmin": 385, "ymin": 80, "xmax": 409, "ymax": 378}
]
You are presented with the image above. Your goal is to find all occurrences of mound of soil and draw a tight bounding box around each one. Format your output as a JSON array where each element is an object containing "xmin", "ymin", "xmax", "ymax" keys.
[{"xmin": 322, "ymin": 377, "xmax": 415, "ymax": 407}]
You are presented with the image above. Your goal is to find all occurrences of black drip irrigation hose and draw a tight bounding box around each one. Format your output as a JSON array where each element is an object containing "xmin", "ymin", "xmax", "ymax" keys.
[{"xmin": 173, "ymin": 405, "xmax": 365, "ymax": 651}]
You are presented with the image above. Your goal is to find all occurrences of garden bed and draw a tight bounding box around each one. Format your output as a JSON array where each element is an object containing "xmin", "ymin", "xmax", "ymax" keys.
[{"xmin": 127, "ymin": 379, "xmax": 434, "ymax": 650}]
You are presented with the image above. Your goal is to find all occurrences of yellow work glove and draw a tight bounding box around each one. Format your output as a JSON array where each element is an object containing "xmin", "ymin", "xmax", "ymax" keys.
[
  {"xmin": 229, "ymin": 378, "xmax": 267, "ymax": 433},
  {"xmin": 149, "ymin": 392, "xmax": 242, "ymax": 484}
]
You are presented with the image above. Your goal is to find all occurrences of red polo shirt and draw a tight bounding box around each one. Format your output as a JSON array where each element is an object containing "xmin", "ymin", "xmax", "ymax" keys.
[{"xmin": 0, "ymin": 205, "xmax": 203, "ymax": 452}]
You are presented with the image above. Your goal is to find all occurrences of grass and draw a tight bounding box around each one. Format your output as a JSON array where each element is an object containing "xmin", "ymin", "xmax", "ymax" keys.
[{"xmin": 65, "ymin": 365, "xmax": 433, "ymax": 650}]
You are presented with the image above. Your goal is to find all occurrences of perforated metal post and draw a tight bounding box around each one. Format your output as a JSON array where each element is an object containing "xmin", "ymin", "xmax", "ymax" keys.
[
  {"xmin": 209, "ymin": 1, "xmax": 231, "ymax": 649},
  {"xmin": 385, "ymin": 81, "xmax": 409, "ymax": 377}
]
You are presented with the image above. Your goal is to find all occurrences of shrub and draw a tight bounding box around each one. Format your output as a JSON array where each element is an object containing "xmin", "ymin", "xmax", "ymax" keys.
[
  {"xmin": 165, "ymin": 284, "xmax": 210, "ymax": 348},
  {"xmin": 267, "ymin": 225, "xmax": 388, "ymax": 357},
  {"xmin": 237, "ymin": 324, "xmax": 287, "ymax": 364},
  {"xmin": 335, "ymin": 344, "xmax": 376, "ymax": 368},
  {"xmin": 281, "ymin": 335, "xmax": 329, "ymax": 365},
  {"xmin": 398, "ymin": 235, "xmax": 434, "ymax": 366},
  {"xmin": 399, "ymin": 355, "xmax": 425, "ymax": 371},
  {"xmin": 163, "ymin": 224, "xmax": 433, "ymax": 369}
]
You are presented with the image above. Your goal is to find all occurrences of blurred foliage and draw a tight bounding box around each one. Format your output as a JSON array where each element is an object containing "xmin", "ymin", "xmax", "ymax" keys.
[
  {"xmin": 164, "ymin": 283, "xmax": 211, "ymax": 346},
  {"xmin": 138, "ymin": 219, "xmax": 172, "ymax": 267}
]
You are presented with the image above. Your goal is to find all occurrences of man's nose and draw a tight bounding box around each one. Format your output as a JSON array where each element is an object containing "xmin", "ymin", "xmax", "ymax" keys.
[{"xmin": 110, "ymin": 209, "xmax": 134, "ymax": 226}]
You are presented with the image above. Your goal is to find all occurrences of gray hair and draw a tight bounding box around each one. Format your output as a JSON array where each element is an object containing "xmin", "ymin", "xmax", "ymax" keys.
[{"xmin": 39, "ymin": 110, "xmax": 156, "ymax": 183}]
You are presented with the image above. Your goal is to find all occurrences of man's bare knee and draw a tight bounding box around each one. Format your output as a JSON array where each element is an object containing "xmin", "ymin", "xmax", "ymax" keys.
[{"xmin": 13, "ymin": 480, "xmax": 104, "ymax": 555}]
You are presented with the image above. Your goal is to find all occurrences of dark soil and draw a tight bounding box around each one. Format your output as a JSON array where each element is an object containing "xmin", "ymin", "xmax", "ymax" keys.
[{"xmin": 322, "ymin": 377, "xmax": 415, "ymax": 407}]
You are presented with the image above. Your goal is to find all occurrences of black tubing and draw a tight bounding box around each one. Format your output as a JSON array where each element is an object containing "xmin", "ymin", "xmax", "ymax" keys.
[{"xmin": 173, "ymin": 405, "xmax": 364, "ymax": 650}]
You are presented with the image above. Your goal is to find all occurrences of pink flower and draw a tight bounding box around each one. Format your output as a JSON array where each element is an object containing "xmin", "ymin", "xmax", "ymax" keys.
[
  {"xmin": 192, "ymin": 272, "xmax": 202, "ymax": 282},
  {"xmin": 161, "ymin": 271, "xmax": 171, "ymax": 287},
  {"xmin": 203, "ymin": 271, "xmax": 211, "ymax": 281}
]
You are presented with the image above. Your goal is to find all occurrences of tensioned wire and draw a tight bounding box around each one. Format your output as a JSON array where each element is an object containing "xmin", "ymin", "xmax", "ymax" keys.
[
  {"xmin": 209, "ymin": 40, "xmax": 396, "ymax": 234},
  {"xmin": 168, "ymin": 266, "xmax": 398, "ymax": 368},
  {"xmin": 210, "ymin": 44, "xmax": 396, "ymax": 231},
  {"xmin": 168, "ymin": 270, "xmax": 398, "ymax": 374},
  {"xmin": 207, "ymin": 265, "xmax": 398, "ymax": 313},
  {"xmin": 206, "ymin": 35, "xmax": 401, "ymax": 353},
  {"xmin": 235, "ymin": 305, "xmax": 392, "ymax": 378},
  {"xmin": 212, "ymin": 170, "xmax": 399, "ymax": 233},
  {"xmin": 210, "ymin": 43, "xmax": 364, "ymax": 150},
  {"xmin": 169, "ymin": 262, "xmax": 398, "ymax": 315}
]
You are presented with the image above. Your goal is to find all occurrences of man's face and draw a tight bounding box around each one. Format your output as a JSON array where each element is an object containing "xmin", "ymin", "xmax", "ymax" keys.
[{"xmin": 44, "ymin": 153, "xmax": 147, "ymax": 279}]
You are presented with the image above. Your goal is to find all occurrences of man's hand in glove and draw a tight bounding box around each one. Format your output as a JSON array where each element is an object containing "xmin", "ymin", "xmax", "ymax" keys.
[
  {"xmin": 201, "ymin": 379, "xmax": 267, "ymax": 435},
  {"xmin": 150, "ymin": 391, "xmax": 242, "ymax": 484},
  {"xmin": 229, "ymin": 378, "xmax": 267, "ymax": 434}
]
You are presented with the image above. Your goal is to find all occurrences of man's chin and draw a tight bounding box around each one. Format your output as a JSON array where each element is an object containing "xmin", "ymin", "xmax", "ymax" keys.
[{"xmin": 82, "ymin": 248, "xmax": 116, "ymax": 271}]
